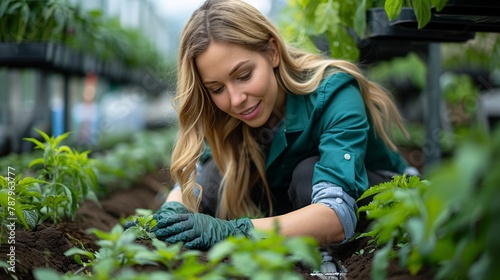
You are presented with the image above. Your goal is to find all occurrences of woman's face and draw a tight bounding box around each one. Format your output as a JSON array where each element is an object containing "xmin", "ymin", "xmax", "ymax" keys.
[{"xmin": 195, "ymin": 40, "xmax": 285, "ymax": 128}]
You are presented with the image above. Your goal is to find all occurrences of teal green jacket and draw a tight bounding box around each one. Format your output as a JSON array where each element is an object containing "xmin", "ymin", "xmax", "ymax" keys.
[{"xmin": 265, "ymin": 72, "xmax": 407, "ymax": 199}]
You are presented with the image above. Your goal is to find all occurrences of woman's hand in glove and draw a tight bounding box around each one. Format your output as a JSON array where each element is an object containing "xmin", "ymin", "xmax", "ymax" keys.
[
  {"xmin": 152, "ymin": 201, "xmax": 190, "ymax": 221},
  {"xmin": 153, "ymin": 213, "xmax": 254, "ymax": 250}
]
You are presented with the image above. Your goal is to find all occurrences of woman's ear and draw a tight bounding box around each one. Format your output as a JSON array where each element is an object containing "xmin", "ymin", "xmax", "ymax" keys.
[{"xmin": 268, "ymin": 37, "xmax": 280, "ymax": 68}]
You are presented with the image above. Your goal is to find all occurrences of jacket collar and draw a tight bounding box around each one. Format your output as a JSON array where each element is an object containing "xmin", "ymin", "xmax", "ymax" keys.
[{"xmin": 266, "ymin": 93, "xmax": 311, "ymax": 167}]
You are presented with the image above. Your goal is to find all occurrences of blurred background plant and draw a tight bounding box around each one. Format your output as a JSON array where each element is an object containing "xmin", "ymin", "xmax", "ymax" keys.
[
  {"xmin": 278, "ymin": 0, "xmax": 451, "ymax": 61},
  {"xmin": 357, "ymin": 125, "xmax": 500, "ymax": 280},
  {"xmin": 0, "ymin": 0, "xmax": 164, "ymax": 70}
]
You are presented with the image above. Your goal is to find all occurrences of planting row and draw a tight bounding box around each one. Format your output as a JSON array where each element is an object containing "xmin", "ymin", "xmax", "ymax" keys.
[
  {"xmin": 2, "ymin": 126, "xmax": 500, "ymax": 279},
  {"xmin": 0, "ymin": 128, "xmax": 177, "ymax": 234}
]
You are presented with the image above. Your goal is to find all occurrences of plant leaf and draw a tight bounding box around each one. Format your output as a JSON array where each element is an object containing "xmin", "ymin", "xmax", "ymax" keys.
[
  {"xmin": 412, "ymin": 0, "xmax": 432, "ymax": 29},
  {"xmin": 33, "ymin": 268, "xmax": 63, "ymax": 280},
  {"xmin": 371, "ymin": 241, "xmax": 392, "ymax": 280},
  {"xmin": 384, "ymin": 0, "xmax": 403, "ymax": 20},
  {"xmin": 431, "ymin": 0, "xmax": 448, "ymax": 11},
  {"xmin": 353, "ymin": 0, "xmax": 367, "ymax": 37}
]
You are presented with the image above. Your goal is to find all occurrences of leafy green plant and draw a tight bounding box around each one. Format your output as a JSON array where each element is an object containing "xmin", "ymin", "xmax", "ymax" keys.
[
  {"xmin": 367, "ymin": 52, "xmax": 427, "ymax": 90},
  {"xmin": 279, "ymin": 0, "xmax": 450, "ymax": 60},
  {"xmin": 0, "ymin": 0, "xmax": 75, "ymax": 42},
  {"xmin": 442, "ymin": 33, "xmax": 500, "ymax": 72},
  {"xmin": 35, "ymin": 223, "xmax": 321, "ymax": 280},
  {"xmin": 24, "ymin": 129, "xmax": 99, "ymax": 223},
  {"xmin": 122, "ymin": 209, "xmax": 157, "ymax": 240},
  {"xmin": 207, "ymin": 228, "xmax": 321, "ymax": 280},
  {"xmin": 358, "ymin": 127, "xmax": 500, "ymax": 280},
  {"xmin": 0, "ymin": 0, "xmax": 166, "ymax": 70},
  {"xmin": 357, "ymin": 174, "xmax": 429, "ymax": 279},
  {"xmin": 279, "ymin": 0, "xmax": 372, "ymax": 60},
  {"xmin": 39, "ymin": 225, "xmax": 174, "ymax": 280},
  {"xmin": 0, "ymin": 128, "xmax": 104, "ymax": 236},
  {"xmin": 384, "ymin": 0, "xmax": 449, "ymax": 28},
  {"xmin": 357, "ymin": 175, "xmax": 428, "ymax": 247},
  {"xmin": 441, "ymin": 73, "xmax": 480, "ymax": 131},
  {"xmin": 0, "ymin": 174, "xmax": 46, "ymax": 235}
]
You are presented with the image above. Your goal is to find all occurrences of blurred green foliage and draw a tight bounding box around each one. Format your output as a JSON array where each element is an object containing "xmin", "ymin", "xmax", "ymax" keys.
[
  {"xmin": 442, "ymin": 33, "xmax": 500, "ymax": 72},
  {"xmin": 278, "ymin": 0, "xmax": 450, "ymax": 61},
  {"xmin": 93, "ymin": 128, "xmax": 177, "ymax": 192},
  {"xmin": 0, "ymin": 0, "xmax": 164, "ymax": 70},
  {"xmin": 367, "ymin": 52, "xmax": 427, "ymax": 90},
  {"xmin": 358, "ymin": 126, "xmax": 500, "ymax": 280}
]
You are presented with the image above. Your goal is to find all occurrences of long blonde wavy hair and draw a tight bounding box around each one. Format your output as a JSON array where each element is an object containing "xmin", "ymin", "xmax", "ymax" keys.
[{"xmin": 170, "ymin": 0, "xmax": 407, "ymax": 219}]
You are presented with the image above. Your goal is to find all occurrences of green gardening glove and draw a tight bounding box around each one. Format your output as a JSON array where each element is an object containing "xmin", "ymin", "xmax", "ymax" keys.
[
  {"xmin": 153, "ymin": 213, "xmax": 254, "ymax": 250},
  {"xmin": 152, "ymin": 201, "xmax": 190, "ymax": 221}
]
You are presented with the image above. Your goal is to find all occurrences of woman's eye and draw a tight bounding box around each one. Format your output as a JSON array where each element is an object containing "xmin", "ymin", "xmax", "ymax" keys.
[
  {"xmin": 211, "ymin": 86, "xmax": 224, "ymax": 94},
  {"xmin": 238, "ymin": 72, "xmax": 251, "ymax": 81}
]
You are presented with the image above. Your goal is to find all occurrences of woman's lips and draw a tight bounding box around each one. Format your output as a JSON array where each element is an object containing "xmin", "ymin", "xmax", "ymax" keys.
[
  {"xmin": 241, "ymin": 101, "xmax": 260, "ymax": 115},
  {"xmin": 238, "ymin": 101, "xmax": 261, "ymax": 120}
]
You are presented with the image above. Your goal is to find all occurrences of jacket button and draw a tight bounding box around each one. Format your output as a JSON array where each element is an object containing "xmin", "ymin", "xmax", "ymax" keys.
[{"xmin": 344, "ymin": 153, "xmax": 351, "ymax": 160}]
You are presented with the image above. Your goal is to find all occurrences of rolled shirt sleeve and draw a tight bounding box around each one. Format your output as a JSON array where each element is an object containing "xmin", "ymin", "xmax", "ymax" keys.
[{"xmin": 312, "ymin": 181, "xmax": 357, "ymax": 244}]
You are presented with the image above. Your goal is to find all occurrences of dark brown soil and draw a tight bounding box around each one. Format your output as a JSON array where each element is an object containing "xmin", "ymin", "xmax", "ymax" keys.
[
  {"xmin": 0, "ymin": 172, "xmax": 167, "ymax": 280},
  {"xmin": 0, "ymin": 170, "xmax": 433, "ymax": 280}
]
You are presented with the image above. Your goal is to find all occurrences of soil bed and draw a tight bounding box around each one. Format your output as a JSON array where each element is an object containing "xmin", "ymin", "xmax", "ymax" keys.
[{"xmin": 1, "ymin": 171, "xmax": 433, "ymax": 280}]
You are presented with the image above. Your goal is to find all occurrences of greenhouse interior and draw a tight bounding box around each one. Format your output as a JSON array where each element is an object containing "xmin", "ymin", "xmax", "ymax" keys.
[{"xmin": 1, "ymin": 0, "xmax": 499, "ymax": 280}]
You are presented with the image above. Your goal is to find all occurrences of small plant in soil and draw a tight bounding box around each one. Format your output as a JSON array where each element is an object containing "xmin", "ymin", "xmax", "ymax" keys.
[
  {"xmin": 0, "ymin": 174, "xmax": 45, "ymax": 235},
  {"xmin": 122, "ymin": 208, "xmax": 157, "ymax": 240},
  {"xmin": 24, "ymin": 128, "xmax": 99, "ymax": 223},
  {"xmin": 0, "ymin": 129, "xmax": 100, "ymax": 237}
]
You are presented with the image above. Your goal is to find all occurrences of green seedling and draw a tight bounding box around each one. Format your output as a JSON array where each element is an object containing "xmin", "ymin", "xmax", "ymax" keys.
[
  {"xmin": 122, "ymin": 209, "xmax": 157, "ymax": 240},
  {"xmin": 24, "ymin": 129, "xmax": 99, "ymax": 222}
]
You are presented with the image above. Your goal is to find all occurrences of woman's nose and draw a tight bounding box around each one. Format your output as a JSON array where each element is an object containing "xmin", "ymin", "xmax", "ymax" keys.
[{"xmin": 228, "ymin": 85, "xmax": 247, "ymax": 107}]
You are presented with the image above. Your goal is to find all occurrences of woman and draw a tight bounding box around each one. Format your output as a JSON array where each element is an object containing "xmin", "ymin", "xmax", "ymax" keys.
[{"xmin": 150, "ymin": 0, "xmax": 414, "ymax": 250}]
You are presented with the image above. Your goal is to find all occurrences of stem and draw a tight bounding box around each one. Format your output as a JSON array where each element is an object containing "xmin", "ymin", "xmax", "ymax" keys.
[{"xmin": 52, "ymin": 204, "xmax": 58, "ymax": 223}]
